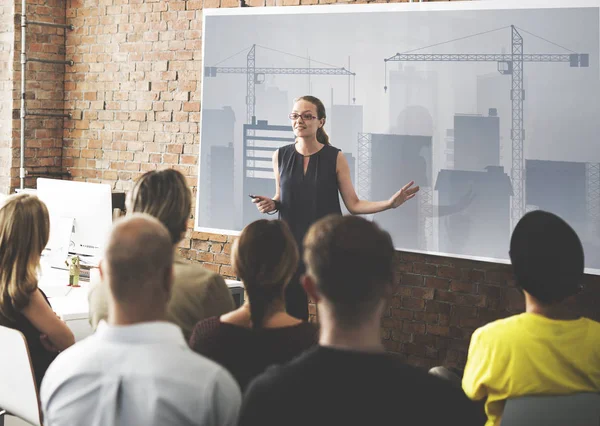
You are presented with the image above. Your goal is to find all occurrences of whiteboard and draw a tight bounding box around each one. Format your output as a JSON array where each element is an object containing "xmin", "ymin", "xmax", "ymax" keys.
[{"xmin": 196, "ymin": 0, "xmax": 600, "ymax": 274}]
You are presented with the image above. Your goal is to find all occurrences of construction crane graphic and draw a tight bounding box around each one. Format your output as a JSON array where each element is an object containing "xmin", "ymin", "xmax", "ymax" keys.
[
  {"xmin": 384, "ymin": 25, "xmax": 589, "ymax": 227},
  {"xmin": 205, "ymin": 44, "xmax": 356, "ymax": 126}
]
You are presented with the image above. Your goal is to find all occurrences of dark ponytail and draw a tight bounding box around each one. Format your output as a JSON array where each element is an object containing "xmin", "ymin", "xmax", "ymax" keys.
[
  {"xmin": 232, "ymin": 220, "xmax": 299, "ymax": 329},
  {"xmin": 246, "ymin": 283, "xmax": 280, "ymax": 329},
  {"xmin": 295, "ymin": 95, "xmax": 330, "ymax": 145},
  {"xmin": 316, "ymin": 126, "xmax": 330, "ymax": 145}
]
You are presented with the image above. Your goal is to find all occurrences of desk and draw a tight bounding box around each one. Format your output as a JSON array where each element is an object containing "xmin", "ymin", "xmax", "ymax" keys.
[
  {"xmin": 38, "ymin": 263, "xmax": 94, "ymax": 341},
  {"xmin": 38, "ymin": 262, "xmax": 244, "ymax": 342}
]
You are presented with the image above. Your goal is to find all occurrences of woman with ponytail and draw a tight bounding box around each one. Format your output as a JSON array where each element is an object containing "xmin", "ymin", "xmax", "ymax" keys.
[
  {"xmin": 189, "ymin": 219, "xmax": 318, "ymax": 391},
  {"xmin": 252, "ymin": 95, "xmax": 420, "ymax": 320}
]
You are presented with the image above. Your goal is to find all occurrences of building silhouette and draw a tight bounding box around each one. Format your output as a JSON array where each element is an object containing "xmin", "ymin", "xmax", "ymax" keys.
[
  {"xmin": 331, "ymin": 104, "xmax": 363, "ymax": 157},
  {"xmin": 243, "ymin": 119, "xmax": 295, "ymax": 226},
  {"xmin": 526, "ymin": 159, "xmax": 587, "ymax": 235},
  {"xmin": 454, "ymin": 110, "xmax": 500, "ymax": 172},
  {"xmin": 209, "ymin": 143, "xmax": 235, "ymax": 230},
  {"xmin": 198, "ymin": 107, "xmax": 236, "ymax": 229},
  {"xmin": 435, "ymin": 166, "xmax": 513, "ymax": 260},
  {"xmin": 369, "ymin": 133, "xmax": 432, "ymax": 251},
  {"xmin": 388, "ymin": 66, "xmax": 437, "ymax": 136},
  {"xmin": 255, "ymin": 83, "xmax": 290, "ymax": 126}
]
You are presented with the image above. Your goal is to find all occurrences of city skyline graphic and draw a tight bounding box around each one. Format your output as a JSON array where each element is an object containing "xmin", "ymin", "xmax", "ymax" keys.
[{"xmin": 197, "ymin": 1, "xmax": 600, "ymax": 273}]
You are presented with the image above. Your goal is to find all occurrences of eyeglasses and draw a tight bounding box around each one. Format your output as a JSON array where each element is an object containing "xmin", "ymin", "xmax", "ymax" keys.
[{"xmin": 289, "ymin": 112, "xmax": 318, "ymax": 121}]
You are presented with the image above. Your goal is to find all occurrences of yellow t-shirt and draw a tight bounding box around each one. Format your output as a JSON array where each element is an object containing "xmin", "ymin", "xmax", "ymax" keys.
[{"xmin": 462, "ymin": 313, "xmax": 600, "ymax": 426}]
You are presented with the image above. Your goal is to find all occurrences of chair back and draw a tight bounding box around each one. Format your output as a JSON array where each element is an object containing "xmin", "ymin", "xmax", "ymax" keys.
[
  {"xmin": 501, "ymin": 393, "xmax": 600, "ymax": 426},
  {"xmin": 0, "ymin": 325, "xmax": 42, "ymax": 426}
]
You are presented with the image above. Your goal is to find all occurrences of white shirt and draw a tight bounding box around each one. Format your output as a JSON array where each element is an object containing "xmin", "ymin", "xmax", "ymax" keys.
[{"xmin": 40, "ymin": 321, "xmax": 241, "ymax": 426}]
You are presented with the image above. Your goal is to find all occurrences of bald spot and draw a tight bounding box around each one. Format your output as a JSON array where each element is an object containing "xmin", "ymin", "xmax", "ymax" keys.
[{"xmin": 104, "ymin": 214, "xmax": 173, "ymax": 304}]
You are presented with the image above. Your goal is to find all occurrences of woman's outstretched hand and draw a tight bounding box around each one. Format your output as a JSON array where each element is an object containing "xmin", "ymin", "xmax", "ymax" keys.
[
  {"xmin": 252, "ymin": 195, "xmax": 277, "ymax": 214},
  {"xmin": 388, "ymin": 181, "xmax": 420, "ymax": 209}
]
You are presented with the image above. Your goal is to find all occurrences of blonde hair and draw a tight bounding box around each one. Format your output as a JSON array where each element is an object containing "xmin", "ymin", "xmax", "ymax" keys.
[
  {"xmin": 232, "ymin": 220, "xmax": 299, "ymax": 328},
  {"xmin": 295, "ymin": 95, "xmax": 330, "ymax": 145},
  {"xmin": 0, "ymin": 194, "xmax": 50, "ymax": 323},
  {"xmin": 126, "ymin": 169, "xmax": 192, "ymax": 245}
]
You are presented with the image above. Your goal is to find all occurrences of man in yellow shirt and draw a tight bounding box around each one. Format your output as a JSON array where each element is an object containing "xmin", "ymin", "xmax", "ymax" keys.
[{"xmin": 462, "ymin": 210, "xmax": 600, "ymax": 426}]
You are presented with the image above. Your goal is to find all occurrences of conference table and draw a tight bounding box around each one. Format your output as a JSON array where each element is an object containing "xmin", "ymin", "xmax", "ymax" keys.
[{"xmin": 38, "ymin": 261, "xmax": 244, "ymax": 341}]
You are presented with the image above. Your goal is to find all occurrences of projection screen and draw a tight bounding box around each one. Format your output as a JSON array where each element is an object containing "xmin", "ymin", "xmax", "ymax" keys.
[{"xmin": 196, "ymin": 0, "xmax": 600, "ymax": 274}]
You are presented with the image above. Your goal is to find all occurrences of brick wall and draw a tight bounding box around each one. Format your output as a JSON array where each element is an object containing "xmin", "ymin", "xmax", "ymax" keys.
[
  {"xmin": 0, "ymin": 1, "xmax": 14, "ymax": 195},
  {"xmin": 7, "ymin": 0, "xmax": 600, "ymax": 370},
  {"xmin": 10, "ymin": 0, "xmax": 67, "ymax": 190}
]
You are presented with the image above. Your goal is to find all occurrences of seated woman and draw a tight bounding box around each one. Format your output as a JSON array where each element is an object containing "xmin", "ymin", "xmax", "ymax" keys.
[
  {"xmin": 88, "ymin": 169, "xmax": 235, "ymax": 341},
  {"xmin": 0, "ymin": 194, "xmax": 75, "ymax": 387},
  {"xmin": 189, "ymin": 219, "xmax": 318, "ymax": 391}
]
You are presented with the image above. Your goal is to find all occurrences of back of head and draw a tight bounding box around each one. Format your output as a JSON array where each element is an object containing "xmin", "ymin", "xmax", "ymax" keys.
[
  {"xmin": 232, "ymin": 220, "xmax": 299, "ymax": 329},
  {"xmin": 104, "ymin": 213, "xmax": 174, "ymax": 309},
  {"xmin": 303, "ymin": 215, "xmax": 395, "ymax": 327},
  {"xmin": 127, "ymin": 169, "xmax": 191, "ymax": 245},
  {"xmin": 0, "ymin": 194, "xmax": 50, "ymax": 322},
  {"xmin": 510, "ymin": 210, "xmax": 584, "ymax": 304}
]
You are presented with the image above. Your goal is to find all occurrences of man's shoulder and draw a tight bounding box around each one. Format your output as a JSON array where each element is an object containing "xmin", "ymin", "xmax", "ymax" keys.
[
  {"xmin": 472, "ymin": 313, "xmax": 525, "ymax": 341},
  {"xmin": 246, "ymin": 346, "xmax": 319, "ymax": 394},
  {"xmin": 41, "ymin": 336, "xmax": 102, "ymax": 394},
  {"xmin": 174, "ymin": 257, "xmax": 224, "ymax": 285}
]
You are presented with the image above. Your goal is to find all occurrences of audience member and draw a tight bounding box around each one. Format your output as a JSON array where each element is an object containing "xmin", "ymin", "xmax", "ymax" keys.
[
  {"xmin": 41, "ymin": 214, "xmax": 241, "ymax": 426},
  {"xmin": 462, "ymin": 210, "xmax": 600, "ymax": 426},
  {"xmin": 0, "ymin": 194, "xmax": 74, "ymax": 388},
  {"xmin": 88, "ymin": 169, "xmax": 235, "ymax": 340},
  {"xmin": 189, "ymin": 219, "xmax": 318, "ymax": 391},
  {"xmin": 238, "ymin": 215, "xmax": 481, "ymax": 426}
]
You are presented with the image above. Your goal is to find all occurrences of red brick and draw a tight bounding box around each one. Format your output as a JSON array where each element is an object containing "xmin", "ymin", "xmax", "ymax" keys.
[
  {"xmin": 465, "ymin": 269, "xmax": 486, "ymax": 283},
  {"xmin": 450, "ymin": 280, "xmax": 475, "ymax": 293},
  {"xmin": 479, "ymin": 284, "xmax": 503, "ymax": 299},
  {"xmin": 191, "ymin": 240, "xmax": 209, "ymax": 251},
  {"xmin": 401, "ymin": 297, "xmax": 425, "ymax": 311},
  {"xmin": 391, "ymin": 330, "xmax": 411, "ymax": 343},
  {"xmin": 191, "ymin": 232, "xmax": 210, "ymax": 240},
  {"xmin": 413, "ymin": 312, "xmax": 438, "ymax": 323},
  {"xmin": 391, "ymin": 309, "xmax": 414, "ymax": 320},
  {"xmin": 404, "ymin": 343, "xmax": 426, "ymax": 356},
  {"xmin": 436, "ymin": 290, "xmax": 486, "ymax": 307},
  {"xmin": 425, "ymin": 276, "xmax": 450, "ymax": 290},
  {"xmin": 411, "ymin": 287, "xmax": 434, "ymax": 300},
  {"xmin": 401, "ymin": 252, "xmax": 427, "ymax": 263},
  {"xmin": 395, "ymin": 261, "xmax": 413, "ymax": 273},
  {"xmin": 413, "ymin": 333, "xmax": 437, "ymax": 347},
  {"xmin": 413, "ymin": 262, "xmax": 437, "ymax": 276},
  {"xmin": 402, "ymin": 321, "xmax": 426, "ymax": 334},
  {"xmin": 209, "ymin": 234, "xmax": 228, "ymax": 243},
  {"xmin": 425, "ymin": 300, "xmax": 451, "ymax": 315},
  {"xmin": 214, "ymin": 253, "xmax": 231, "ymax": 265},
  {"xmin": 400, "ymin": 273, "xmax": 423, "ymax": 287},
  {"xmin": 486, "ymin": 268, "xmax": 513, "ymax": 284},
  {"xmin": 426, "ymin": 324, "xmax": 450, "ymax": 337},
  {"xmin": 452, "ymin": 305, "xmax": 478, "ymax": 319},
  {"xmin": 437, "ymin": 266, "xmax": 462, "ymax": 280},
  {"xmin": 209, "ymin": 243, "xmax": 224, "ymax": 253}
]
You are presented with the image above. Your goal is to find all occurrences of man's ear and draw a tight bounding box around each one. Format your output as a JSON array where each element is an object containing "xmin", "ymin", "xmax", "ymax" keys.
[{"xmin": 301, "ymin": 273, "xmax": 320, "ymax": 304}]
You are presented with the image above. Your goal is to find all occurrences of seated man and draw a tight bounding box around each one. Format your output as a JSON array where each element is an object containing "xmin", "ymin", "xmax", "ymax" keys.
[
  {"xmin": 239, "ymin": 215, "xmax": 481, "ymax": 426},
  {"xmin": 89, "ymin": 169, "xmax": 235, "ymax": 340},
  {"xmin": 462, "ymin": 210, "xmax": 600, "ymax": 426},
  {"xmin": 41, "ymin": 214, "xmax": 241, "ymax": 426}
]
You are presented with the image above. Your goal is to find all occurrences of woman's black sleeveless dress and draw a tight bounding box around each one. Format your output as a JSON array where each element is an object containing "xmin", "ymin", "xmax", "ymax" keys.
[{"xmin": 278, "ymin": 143, "xmax": 343, "ymax": 320}]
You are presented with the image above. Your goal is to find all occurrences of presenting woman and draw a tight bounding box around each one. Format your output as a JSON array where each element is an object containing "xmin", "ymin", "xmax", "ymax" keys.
[{"xmin": 252, "ymin": 95, "xmax": 419, "ymax": 320}]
